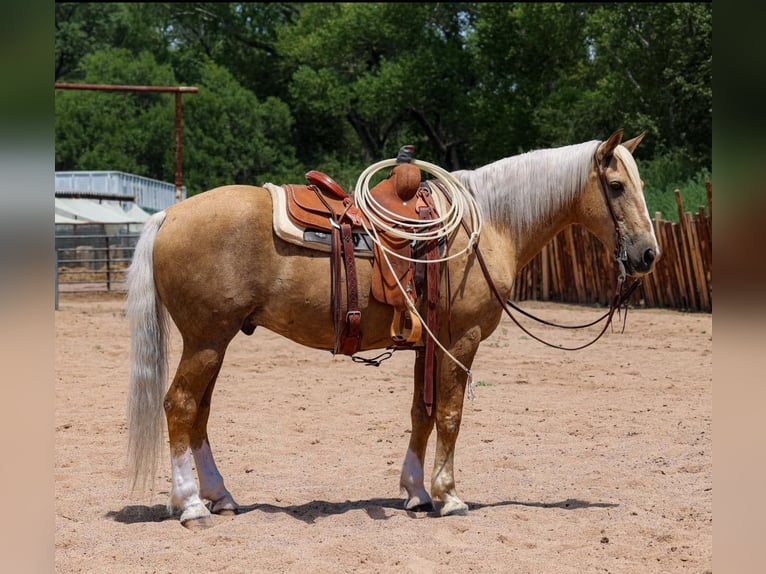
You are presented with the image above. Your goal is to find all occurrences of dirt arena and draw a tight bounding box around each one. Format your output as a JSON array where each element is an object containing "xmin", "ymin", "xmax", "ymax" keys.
[{"xmin": 55, "ymin": 294, "xmax": 711, "ymax": 573}]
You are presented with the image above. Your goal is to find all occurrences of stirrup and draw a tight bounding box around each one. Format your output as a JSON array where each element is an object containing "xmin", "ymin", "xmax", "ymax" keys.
[{"xmin": 390, "ymin": 308, "xmax": 422, "ymax": 345}]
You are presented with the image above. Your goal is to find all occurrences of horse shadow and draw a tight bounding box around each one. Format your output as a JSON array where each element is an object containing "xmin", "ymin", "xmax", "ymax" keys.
[
  {"xmin": 106, "ymin": 497, "xmax": 618, "ymax": 525},
  {"xmin": 106, "ymin": 504, "xmax": 175, "ymax": 524}
]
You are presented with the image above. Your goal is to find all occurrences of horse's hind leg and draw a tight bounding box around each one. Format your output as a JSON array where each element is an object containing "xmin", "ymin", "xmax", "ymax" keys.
[
  {"xmin": 400, "ymin": 351, "xmax": 436, "ymax": 511},
  {"xmin": 191, "ymin": 377, "xmax": 238, "ymax": 516},
  {"xmin": 165, "ymin": 343, "xmax": 234, "ymax": 528},
  {"xmin": 431, "ymin": 326, "xmax": 481, "ymax": 516}
]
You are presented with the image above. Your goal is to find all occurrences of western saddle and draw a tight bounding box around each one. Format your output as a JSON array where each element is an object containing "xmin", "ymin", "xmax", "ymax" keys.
[{"xmin": 281, "ymin": 156, "xmax": 444, "ymax": 412}]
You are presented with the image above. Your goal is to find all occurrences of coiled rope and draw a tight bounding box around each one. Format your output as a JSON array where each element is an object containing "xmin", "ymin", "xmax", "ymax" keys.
[
  {"xmin": 353, "ymin": 158, "xmax": 485, "ymax": 398},
  {"xmin": 354, "ymin": 158, "xmax": 483, "ymax": 263}
]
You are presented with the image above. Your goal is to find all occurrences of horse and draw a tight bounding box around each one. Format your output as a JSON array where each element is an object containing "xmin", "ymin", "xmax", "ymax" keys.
[{"xmin": 126, "ymin": 128, "xmax": 659, "ymax": 528}]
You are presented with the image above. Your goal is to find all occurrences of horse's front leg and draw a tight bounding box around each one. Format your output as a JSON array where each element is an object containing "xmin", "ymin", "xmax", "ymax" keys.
[
  {"xmin": 431, "ymin": 326, "xmax": 481, "ymax": 516},
  {"xmin": 400, "ymin": 350, "xmax": 436, "ymax": 511},
  {"xmin": 165, "ymin": 345, "xmax": 232, "ymax": 528}
]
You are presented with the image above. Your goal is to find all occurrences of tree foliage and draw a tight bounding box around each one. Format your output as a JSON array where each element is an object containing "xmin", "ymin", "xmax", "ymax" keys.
[
  {"xmin": 55, "ymin": 2, "xmax": 712, "ymax": 197},
  {"xmin": 55, "ymin": 49, "xmax": 178, "ymax": 177},
  {"xmin": 182, "ymin": 58, "xmax": 300, "ymax": 189}
]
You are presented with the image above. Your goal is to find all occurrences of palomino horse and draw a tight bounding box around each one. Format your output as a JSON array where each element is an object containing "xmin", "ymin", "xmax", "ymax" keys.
[{"xmin": 126, "ymin": 129, "xmax": 659, "ymax": 528}]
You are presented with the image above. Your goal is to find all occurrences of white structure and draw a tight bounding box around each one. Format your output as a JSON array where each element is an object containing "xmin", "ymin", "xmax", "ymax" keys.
[{"xmin": 55, "ymin": 171, "xmax": 185, "ymax": 213}]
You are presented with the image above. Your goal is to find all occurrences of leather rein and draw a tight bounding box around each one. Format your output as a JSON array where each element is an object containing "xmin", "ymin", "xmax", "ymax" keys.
[{"xmin": 435, "ymin": 146, "xmax": 642, "ymax": 352}]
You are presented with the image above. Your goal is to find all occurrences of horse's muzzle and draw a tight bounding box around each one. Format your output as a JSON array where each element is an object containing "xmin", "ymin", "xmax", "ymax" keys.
[{"xmin": 625, "ymin": 246, "xmax": 660, "ymax": 276}]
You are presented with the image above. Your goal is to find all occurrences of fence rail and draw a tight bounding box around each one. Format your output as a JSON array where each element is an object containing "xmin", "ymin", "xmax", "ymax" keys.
[
  {"xmin": 55, "ymin": 233, "xmax": 140, "ymax": 304},
  {"xmin": 55, "ymin": 170, "xmax": 185, "ymax": 212},
  {"xmin": 55, "ymin": 182, "xmax": 713, "ymax": 313},
  {"xmin": 511, "ymin": 180, "xmax": 713, "ymax": 312}
]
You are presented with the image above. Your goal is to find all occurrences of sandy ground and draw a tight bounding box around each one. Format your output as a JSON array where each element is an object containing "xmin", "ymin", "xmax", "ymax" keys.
[{"xmin": 55, "ymin": 294, "xmax": 711, "ymax": 573}]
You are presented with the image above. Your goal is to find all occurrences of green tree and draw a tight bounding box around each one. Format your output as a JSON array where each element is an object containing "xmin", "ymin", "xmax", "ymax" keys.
[
  {"xmin": 55, "ymin": 48, "xmax": 301, "ymax": 194},
  {"xmin": 55, "ymin": 49, "xmax": 178, "ymax": 178},
  {"xmin": 585, "ymin": 3, "xmax": 712, "ymax": 170},
  {"xmin": 279, "ymin": 3, "xmax": 478, "ymax": 169},
  {"xmin": 182, "ymin": 58, "xmax": 301, "ymax": 192},
  {"xmin": 55, "ymin": 3, "xmax": 711, "ymax": 191},
  {"xmin": 465, "ymin": 3, "xmax": 712, "ymax": 173},
  {"xmin": 132, "ymin": 2, "xmax": 301, "ymax": 101},
  {"xmin": 469, "ymin": 3, "xmax": 594, "ymax": 160},
  {"xmin": 55, "ymin": 3, "xmax": 171, "ymax": 81}
]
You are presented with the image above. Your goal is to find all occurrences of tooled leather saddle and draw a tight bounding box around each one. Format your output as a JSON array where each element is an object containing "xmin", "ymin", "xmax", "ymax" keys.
[{"xmin": 283, "ymin": 161, "xmax": 442, "ymax": 357}]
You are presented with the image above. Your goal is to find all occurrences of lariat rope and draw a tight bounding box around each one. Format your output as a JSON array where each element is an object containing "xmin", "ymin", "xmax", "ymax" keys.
[
  {"xmin": 354, "ymin": 158, "xmax": 484, "ymax": 393},
  {"xmin": 354, "ymin": 158, "xmax": 483, "ymax": 263}
]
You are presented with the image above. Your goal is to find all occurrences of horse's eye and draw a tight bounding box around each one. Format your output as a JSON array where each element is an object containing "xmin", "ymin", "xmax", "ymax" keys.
[{"xmin": 609, "ymin": 181, "xmax": 624, "ymax": 194}]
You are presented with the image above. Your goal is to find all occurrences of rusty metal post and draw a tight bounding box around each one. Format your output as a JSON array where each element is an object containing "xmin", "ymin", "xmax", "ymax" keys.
[
  {"xmin": 54, "ymin": 83, "xmax": 198, "ymax": 202},
  {"xmin": 175, "ymin": 91, "xmax": 183, "ymax": 202}
]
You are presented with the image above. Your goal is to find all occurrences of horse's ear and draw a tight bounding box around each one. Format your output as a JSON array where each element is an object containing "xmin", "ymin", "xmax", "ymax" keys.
[
  {"xmin": 620, "ymin": 131, "xmax": 646, "ymax": 155},
  {"xmin": 598, "ymin": 128, "xmax": 624, "ymax": 161}
]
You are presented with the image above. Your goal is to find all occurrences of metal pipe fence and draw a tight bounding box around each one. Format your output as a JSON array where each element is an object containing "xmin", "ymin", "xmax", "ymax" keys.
[{"xmin": 55, "ymin": 232, "xmax": 141, "ymax": 307}]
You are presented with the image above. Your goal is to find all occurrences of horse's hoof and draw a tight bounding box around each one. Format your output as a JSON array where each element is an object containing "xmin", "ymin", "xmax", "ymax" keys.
[
  {"xmin": 179, "ymin": 501, "xmax": 213, "ymax": 529},
  {"xmin": 210, "ymin": 497, "xmax": 238, "ymax": 515},
  {"xmin": 402, "ymin": 483, "xmax": 433, "ymax": 512},
  {"xmin": 404, "ymin": 491, "xmax": 434, "ymax": 512},
  {"xmin": 404, "ymin": 499, "xmax": 434, "ymax": 513},
  {"xmin": 181, "ymin": 515, "xmax": 214, "ymax": 530},
  {"xmin": 440, "ymin": 499, "xmax": 469, "ymax": 517}
]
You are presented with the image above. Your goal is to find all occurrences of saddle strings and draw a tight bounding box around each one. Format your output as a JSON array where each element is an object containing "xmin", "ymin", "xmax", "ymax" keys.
[{"xmin": 353, "ymin": 158, "xmax": 485, "ymax": 394}]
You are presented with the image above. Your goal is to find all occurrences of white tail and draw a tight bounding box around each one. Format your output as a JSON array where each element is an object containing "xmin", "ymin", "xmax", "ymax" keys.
[{"xmin": 126, "ymin": 211, "xmax": 169, "ymax": 495}]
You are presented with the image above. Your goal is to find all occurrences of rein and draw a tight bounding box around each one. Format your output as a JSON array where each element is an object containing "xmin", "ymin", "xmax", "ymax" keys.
[
  {"xmin": 435, "ymin": 145, "xmax": 643, "ymax": 351},
  {"xmin": 473, "ymin": 245, "xmax": 641, "ymax": 351}
]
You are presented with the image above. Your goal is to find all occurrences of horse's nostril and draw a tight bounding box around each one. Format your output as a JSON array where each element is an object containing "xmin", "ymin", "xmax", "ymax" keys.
[{"xmin": 643, "ymin": 248, "xmax": 656, "ymax": 267}]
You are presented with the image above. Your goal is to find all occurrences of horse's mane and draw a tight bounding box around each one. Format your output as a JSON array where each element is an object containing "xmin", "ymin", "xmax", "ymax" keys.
[{"xmin": 452, "ymin": 140, "xmax": 601, "ymax": 231}]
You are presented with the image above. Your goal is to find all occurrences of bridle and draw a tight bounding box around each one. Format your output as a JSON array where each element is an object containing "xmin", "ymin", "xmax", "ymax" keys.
[
  {"xmin": 440, "ymin": 144, "xmax": 642, "ymax": 351},
  {"xmin": 594, "ymin": 148, "xmax": 630, "ymax": 279}
]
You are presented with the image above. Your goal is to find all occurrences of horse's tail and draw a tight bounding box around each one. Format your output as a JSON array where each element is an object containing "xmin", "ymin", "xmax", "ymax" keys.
[{"xmin": 126, "ymin": 210, "xmax": 169, "ymax": 495}]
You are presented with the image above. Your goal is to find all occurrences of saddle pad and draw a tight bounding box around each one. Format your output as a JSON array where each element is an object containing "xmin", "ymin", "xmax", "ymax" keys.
[{"xmin": 264, "ymin": 183, "xmax": 374, "ymax": 257}]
